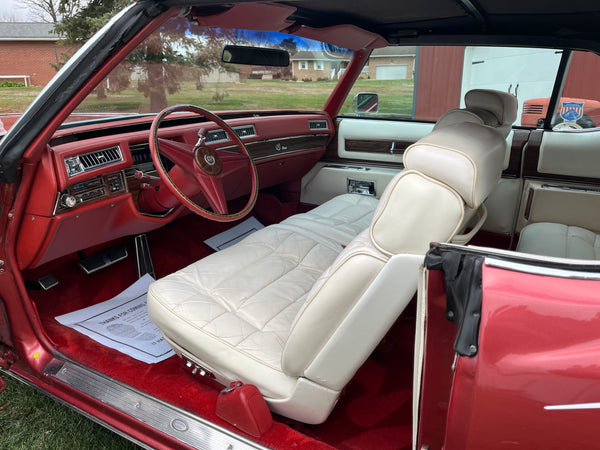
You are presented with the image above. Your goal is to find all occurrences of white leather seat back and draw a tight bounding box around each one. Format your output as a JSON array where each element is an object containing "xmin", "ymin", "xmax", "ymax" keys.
[
  {"xmin": 434, "ymin": 89, "xmax": 518, "ymax": 138},
  {"xmin": 281, "ymin": 122, "xmax": 507, "ymax": 393}
]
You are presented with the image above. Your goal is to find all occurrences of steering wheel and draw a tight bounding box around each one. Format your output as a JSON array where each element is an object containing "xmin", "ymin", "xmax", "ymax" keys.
[{"xmin": 149, "ymin": 104, "xmax": 258, "ymax": 222}]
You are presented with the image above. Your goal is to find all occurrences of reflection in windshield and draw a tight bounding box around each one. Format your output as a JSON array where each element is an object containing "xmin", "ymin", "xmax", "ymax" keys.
[{"xmin": 68, "ymin": 18, "xmax": 351, "ymax": 120}]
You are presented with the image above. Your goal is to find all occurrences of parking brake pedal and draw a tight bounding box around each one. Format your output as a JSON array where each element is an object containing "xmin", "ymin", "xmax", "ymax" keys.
[
  {"xmin": 78, "ymin": 245, "xmax": 128, "ymax": 274},
  {"xmin": 135, "ymin": 234, "xmax": 155, "ymax": 279}
]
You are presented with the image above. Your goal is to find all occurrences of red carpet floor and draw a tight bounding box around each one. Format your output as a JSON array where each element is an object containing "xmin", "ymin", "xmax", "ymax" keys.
[{"xmin": 25, "ymin": 213, "xmax": 414, "ymax": 449}]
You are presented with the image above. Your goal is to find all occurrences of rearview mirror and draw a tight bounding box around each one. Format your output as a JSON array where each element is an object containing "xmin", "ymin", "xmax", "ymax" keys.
[
  {"xmin": 354, "ymin": 93, "xmax": 379, "ymax": 113},
  {"xmin": 221, "ymin": 45, "xmax": 290, "ymax": 67}
]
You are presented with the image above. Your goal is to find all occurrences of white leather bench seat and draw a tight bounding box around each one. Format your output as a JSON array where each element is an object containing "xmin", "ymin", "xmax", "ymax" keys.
[
  {"xmin": 148, "ymin": 224, "xmax": 343, "ymax": 399},
  {"xmin": 282, "ymin": 193, "xmax": 379, "ymax": 246},
  {"xmin": 148, "ymin": 121, "xmax": 508, "ymax": 424},
  {"xmin": 517, "ymin": 222, "xmax": 600, "ymax": 260}
]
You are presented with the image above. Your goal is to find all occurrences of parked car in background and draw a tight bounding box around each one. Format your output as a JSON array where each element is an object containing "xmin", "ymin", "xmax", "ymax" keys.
[{"xmin": 1, "ymin": 1, "xmax": 600, "ymax": 449}]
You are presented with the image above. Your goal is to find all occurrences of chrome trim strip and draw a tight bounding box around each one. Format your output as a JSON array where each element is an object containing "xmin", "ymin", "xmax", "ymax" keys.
[
  {"xmin": 47, "ymin": 359, "xmax": 266, "ymax": 449},
  {"xmin": 139, "ymin": 208, "xmax": 175, "ymax": 218},
  {"xmin": 545, "ymin": 403, "xmax": 600, "ymax": 410},
  {"xmin": 1, "ymin": 367, "xmax": 153, "ymax": 449},
  {"xmin": 484, "ymin": 257, "xmax": 600, "ymax": 280},
  {"xmin": 52, "ymin": 190, "xmax": 62, "ymax": 216}
]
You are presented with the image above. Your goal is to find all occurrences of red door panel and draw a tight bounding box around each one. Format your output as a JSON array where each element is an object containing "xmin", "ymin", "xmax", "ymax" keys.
[{"xmin": 445, "ymin": 260, "xmax": 600, "ymax": 449}]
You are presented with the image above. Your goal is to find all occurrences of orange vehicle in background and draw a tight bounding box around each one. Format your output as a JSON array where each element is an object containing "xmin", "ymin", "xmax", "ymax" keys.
[
  {"xmin": 522, "ymin": 96, "xmax": 600, "ymax": 128},
  {"xmin": 521, "ymin": 51, "xmax": 600, "ymax": 129}
]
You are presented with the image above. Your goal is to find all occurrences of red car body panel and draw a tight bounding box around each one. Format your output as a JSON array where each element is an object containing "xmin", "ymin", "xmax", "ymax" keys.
[{"xmin": 421, "ymin": 262, "xmax": 600, "ymax": 449}]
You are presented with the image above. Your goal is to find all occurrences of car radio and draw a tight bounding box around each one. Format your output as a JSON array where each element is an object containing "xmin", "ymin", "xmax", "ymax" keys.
[{"xmin": 55, "ymin": 172, "xmax": 126, "ymax": 214}]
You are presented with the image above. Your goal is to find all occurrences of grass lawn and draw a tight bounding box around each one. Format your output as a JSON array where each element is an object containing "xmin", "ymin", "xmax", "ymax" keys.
[
  {"xmin": 0, "ymin": 78, "xmax": 415, "ymax": 116},
  {"xmin": 0, "ymin": 373, "xmax": 139, "ymax": 449}
]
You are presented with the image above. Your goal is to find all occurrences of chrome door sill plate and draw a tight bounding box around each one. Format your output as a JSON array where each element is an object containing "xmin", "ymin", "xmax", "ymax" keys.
[{"xmin": 46, "ymin": 359, "xmax": 266, "ymax": 449}]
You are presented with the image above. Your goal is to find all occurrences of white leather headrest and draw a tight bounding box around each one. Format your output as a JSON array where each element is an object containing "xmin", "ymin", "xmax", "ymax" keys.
[
  {"xmin": 403, "ymin": 122, "xmax": 506, "ymax": 208},
  {"xmin": 434, "ymin": 89, "xmax": 517, "ymax": 138},
  {"xmin": 466, "ymin": 89, "xmax": 518, "ymax": 126}
]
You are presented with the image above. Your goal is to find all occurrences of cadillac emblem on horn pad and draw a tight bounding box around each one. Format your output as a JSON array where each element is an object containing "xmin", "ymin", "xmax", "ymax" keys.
[{"xmin": 195, "ymin": 146, "xmax": 222, "ymax": 175}]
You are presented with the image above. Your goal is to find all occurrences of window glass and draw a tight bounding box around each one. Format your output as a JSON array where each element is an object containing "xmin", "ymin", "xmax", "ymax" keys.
[
  {"xmin": 339, "ymin": 45, "xmax": 563, "ymax": 126},
  {"xmin": 549, "ymin": 50, "xmax": 600, "ymax": 130},
  {"xmin": 339, "ymin": 46, "xmax": 417, "ymax": 118},
  {"xmin": 67, "ymin": 16, "xmax": 351, "ymax": 123}
]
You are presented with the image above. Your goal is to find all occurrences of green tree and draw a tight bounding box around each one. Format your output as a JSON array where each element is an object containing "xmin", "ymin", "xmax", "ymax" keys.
[
  {"xmin": 54, "ymin": 0, "xmax": 129, "ymax": 100},
  {"xmin": 54, "ymin": 3, "xmax": 234, "ymax": 110},
  {"xmin": 54, "ymin": 0, "xmax": 129, "ymax": 43}
]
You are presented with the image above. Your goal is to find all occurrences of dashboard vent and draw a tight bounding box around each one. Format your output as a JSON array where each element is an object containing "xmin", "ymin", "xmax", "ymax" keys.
[
  {"xmin": 235, "ymin": 125, "xmax": 256, "ymax": 137},
  {"xmin": 64, "ymin": 145, "xmax": 123, "ymax": 177},
  {"xmin": 130, "ymin": 143, "xmax": 152, "ymax": 165},
  {"xmin": 206, "ymin": 129, "xmax": 228, "ymax": 143},
  {"xmin": 309, "ymin": 120, "xmax": 328, "ymax": 130},
  {"xmin": 205, "ymin": 125, "xmax": 256, "ymax": 144}
]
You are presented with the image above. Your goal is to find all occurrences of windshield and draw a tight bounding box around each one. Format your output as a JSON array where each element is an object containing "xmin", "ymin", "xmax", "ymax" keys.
[{"xmin": 66, "ymin": 17, "xmax": 351, "ymax": 122}]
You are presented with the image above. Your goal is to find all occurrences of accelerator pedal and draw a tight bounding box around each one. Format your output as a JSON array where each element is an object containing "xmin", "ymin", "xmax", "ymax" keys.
[
  {"xmin": 134, "ymin": 234, "xmax": 155, "ymax": 279},
  {"xmin": 78, "ymin": 245, "xmax": 128, "ymax": 274}
]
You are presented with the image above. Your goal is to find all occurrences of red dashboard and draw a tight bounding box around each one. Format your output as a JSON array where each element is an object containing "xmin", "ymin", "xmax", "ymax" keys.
[{"xmin": 16, "ymin": 112, "xmax": 333, "ymax": 269}]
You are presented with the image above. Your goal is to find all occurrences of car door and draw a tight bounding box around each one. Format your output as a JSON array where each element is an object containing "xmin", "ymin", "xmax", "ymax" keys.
[
  {"xmin": 514, "ymin": 50, "xmax": 600, "ymax": 246},
  {"xmin": 301, "ymin": 45, "xmax": 562, "ymax": 248},
  {"xmin": 416, "ymin": 244, "xmax": 600, "ymax": 449}
]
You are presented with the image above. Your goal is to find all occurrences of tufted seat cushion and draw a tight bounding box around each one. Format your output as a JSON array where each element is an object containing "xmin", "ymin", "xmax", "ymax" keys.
[
  {"xmin": 517, "ymin": 222, "xmax": 600, "ymax": 260},
  {"xmin": 148, "ymin": 224, "xmax": 342, "ymax": 400},
  {"xmin": 282, "ymin": 193, "xmax": 379, "ymax": 246}
]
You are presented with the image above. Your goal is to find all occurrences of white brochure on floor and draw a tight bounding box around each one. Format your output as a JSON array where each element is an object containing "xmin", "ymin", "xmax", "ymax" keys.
[{"xmin": 55, "ymin": 274, "xmax": 175, "ymax": 364}]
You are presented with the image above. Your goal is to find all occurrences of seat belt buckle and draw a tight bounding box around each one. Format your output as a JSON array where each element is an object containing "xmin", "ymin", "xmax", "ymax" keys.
[{"xmin": 216, "ymin": 381, "xmax": 273, "ymax": 437}]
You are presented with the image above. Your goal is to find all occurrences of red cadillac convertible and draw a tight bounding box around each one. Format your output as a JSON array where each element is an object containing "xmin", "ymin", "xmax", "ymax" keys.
[{"xmin": 1, "ymin": 1, "xmax": 600, "ymax": 448}]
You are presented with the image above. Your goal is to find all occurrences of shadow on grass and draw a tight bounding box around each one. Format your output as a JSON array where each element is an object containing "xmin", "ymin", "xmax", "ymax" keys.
[{"xmin": 0, "ymin": 373, "xmax": 140, "ymax": 449}]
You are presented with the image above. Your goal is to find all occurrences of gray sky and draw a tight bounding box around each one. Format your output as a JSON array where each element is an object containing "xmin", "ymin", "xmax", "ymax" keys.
[{"xmin": 0, "ymin": 0, "xmax": 34, "ymax": 21}]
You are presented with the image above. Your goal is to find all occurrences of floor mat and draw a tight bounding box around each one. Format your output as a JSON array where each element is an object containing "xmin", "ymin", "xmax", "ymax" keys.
[
  {"xmin": 55, "ymin": 274, "xmax": 174, "ymax": 364},
  {"xmin": 203, "ymin": 216, "xmax": 264, "ymax": 251}
]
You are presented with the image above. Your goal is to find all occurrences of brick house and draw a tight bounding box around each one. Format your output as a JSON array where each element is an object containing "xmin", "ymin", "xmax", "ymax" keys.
[
  {"xmin": 0, "ymin": 22, "xmax": 76, "ymax": 86},
  {"xmin": 291, "ymin": 51, "xmax": 349, "ymax": 81},
  {"xmin": 291, "ymin": 47, "xmax": 416, "ymax": 81}
]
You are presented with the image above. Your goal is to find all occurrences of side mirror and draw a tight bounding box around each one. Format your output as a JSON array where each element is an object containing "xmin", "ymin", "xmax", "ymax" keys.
[
  {"xmin": 354, "ymin": 93, "xmax": 379, "ymax": 114},
  {"xmin": 221, "ymin": 45, "xmax": 290, "ymax": 67}
]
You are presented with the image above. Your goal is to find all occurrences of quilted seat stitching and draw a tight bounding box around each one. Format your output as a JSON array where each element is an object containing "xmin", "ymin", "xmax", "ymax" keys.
[
  {"xmin": 203, "ymin": 228, "xmax": 307, "ymax": 295},
  {"xmin": 168, "ymin": 235, "xmax": 335, "ymax": 349},
  {"xmin": 234, "ymin": 240, "xmax": 328, "ymax": 325}
]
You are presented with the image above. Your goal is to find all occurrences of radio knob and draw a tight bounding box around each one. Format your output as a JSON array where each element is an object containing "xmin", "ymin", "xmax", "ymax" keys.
[{"xmin": 60, "ymin": 194, "xmax": 77, "ymax": 208}]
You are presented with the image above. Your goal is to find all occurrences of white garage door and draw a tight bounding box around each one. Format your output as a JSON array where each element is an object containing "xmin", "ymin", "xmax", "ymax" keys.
[{"xmin": 376, "ymin": 64, "xmax": 408, "ymax": 80}]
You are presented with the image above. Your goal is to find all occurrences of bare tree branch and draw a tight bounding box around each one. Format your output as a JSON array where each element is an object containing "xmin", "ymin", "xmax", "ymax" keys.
[
  {"xmin": 23, "ymin": 0, "xmax": 86, "ymax": 23},
  {"xmin": 23, "ymin": 0, "xmax": 59, "ymax": 23},
  {"xmin": 0, "ymin": 12, "xmax": 27, "ymax": 22}
]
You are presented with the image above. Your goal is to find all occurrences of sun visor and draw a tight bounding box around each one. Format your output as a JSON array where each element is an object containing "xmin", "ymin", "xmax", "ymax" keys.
[
  {"xmin": 291, "ymin": 24, "xmax": 388, "ymax": 50},
  {"xmin": 191, "ymin": 3, "xmax": 296, "ymax": 32}
]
